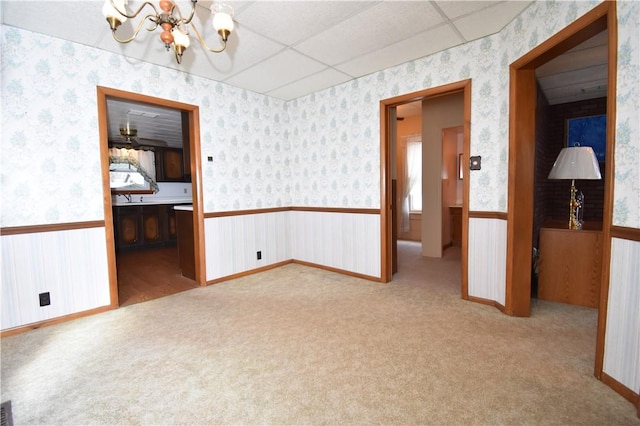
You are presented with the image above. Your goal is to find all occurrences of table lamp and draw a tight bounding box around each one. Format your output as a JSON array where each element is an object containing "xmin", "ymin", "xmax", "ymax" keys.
[{"xmin": 548, "ymin": 146, "xmax": 602, "ymax": 230}]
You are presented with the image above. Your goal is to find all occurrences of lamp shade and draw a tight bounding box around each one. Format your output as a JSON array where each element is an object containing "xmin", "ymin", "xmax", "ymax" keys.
[
  {"xmin": 172, "ymin": 28, "xmax": 191, "ymax": 49},
  {"xmin": 212, "ymin": 4, "xmax": 234, "ymax": 32},
  {"xmin": 548, "ymin": 146, "xmax": 602, "ymax": 180},
  {"xmin": 102, "ymin": 0, "xmax": 128, "ymax": 22}
]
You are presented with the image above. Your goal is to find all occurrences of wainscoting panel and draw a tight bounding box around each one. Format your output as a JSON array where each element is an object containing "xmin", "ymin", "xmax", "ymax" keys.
[
  {"xmin": 1, "ymin": 227, "xmax": 110, "ymax": 330},
  {"xmin": 603, "ymin": 238, "xmax": 640, "ymax": 394},
  {"xmin": 204, "ymin": 211, "xmax": 292, "ymax": 281},
  {"xmin": 467, "ymin": 217, "xmax": 507, "ymax": 305},
  {"xmin": 290, "ymin": 211, "xmax": 381, "ymax": 278}
]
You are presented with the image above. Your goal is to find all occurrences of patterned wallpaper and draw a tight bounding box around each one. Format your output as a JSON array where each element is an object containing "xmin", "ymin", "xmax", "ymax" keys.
[
  {"xmin": 612, "ymin": 0, "xmax": 640, "ymax": 227},
  {"xmin": 1, "ymin": 0, "xmax": 638, "ymax": 228}
]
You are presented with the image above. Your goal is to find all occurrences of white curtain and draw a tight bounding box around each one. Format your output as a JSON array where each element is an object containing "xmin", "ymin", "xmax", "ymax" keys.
[
  {"xmin": 400, "ymin": 134, "xmax": 422, "ymax": 232},
  {"xmin": 109, "ymin": 147, "xmax": 158, "ymax": 192}
]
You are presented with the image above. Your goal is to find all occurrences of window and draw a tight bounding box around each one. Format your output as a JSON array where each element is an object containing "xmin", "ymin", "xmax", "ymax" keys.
[
  {"xmin": 109, "ymin": 147, "xmax": 159, "ymax": 193},
  {"xmin": 407, "ymin": 140, "xmax": 422, "ymax": 212}
]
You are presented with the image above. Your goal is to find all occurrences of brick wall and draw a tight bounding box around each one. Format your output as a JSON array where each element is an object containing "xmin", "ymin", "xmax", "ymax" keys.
[{"xmin": 534, "ymin": 86, "xmax": 552, "ymax": 246}]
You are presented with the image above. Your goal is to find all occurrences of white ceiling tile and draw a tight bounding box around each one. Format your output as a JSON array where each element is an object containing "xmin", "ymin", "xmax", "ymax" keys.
[
  {"xmin": 452, "ymin": 1, "xmax": 531, "ymax": 41},
  {"xmin": 2, "ymin": 0, "xmax": 107, "ymax": 46},
  {"xmin": 3, "ymin": 0, "xmax": 595, "ymax": 105},
  {"xmin": 295, "ymin": 1, "xmax": 445, "ymax": 66},
  {"xmin": 434, "ymin": 1, "xmax": 501, "ymax": 20},
  {"xmin": 179, "ymin": 27, "xmax": 286, "ymax": 81},
  {"xmin": 266, "ymin": 68, "xmax": 352, "ymax": 101},
  {"xmin": 336, "ymin": 24, "xmax": 464, "ymax": 78},
  {"xmin": 224, "ymin": 48, "xmax": 326, "ymax": 94},
  {"xmin": 95, "ymin": 14, "xmax": 286, "ymax": 81},
  {"xmin": 235, "ymin": 1, "xmax": 375, "ymax": 46},
  {"xmin": 538, "ymin": 64, "xmax": 608, "ymax": 90},
  {"xmin": 536, "ymin": 44, "xmax": 607, "ymax": 77}
]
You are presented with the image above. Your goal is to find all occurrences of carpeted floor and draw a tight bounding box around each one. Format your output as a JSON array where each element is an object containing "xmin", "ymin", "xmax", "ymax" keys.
[{"xmin": 1, "ymin": 241, "xmax": 638, "ymax": 425}]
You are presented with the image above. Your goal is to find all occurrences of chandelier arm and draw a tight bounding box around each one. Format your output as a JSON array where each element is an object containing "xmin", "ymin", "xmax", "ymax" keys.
[
  {"xmin": 109, "ymin": 0, "xmax": 160, "ymax": 20},
  {"xmin": 172, "ymin": 1, "xmax": 198, "ymax": 26},
  {"xmin": 189, "ymin": 21, "xmax": 227, "ymax": 53},
  {"xmin": 111, "ymin": 14, "xmax": 160, "ymax": 43}
]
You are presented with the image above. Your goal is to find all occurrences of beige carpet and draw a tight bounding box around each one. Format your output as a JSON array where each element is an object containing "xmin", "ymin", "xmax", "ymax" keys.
[{"xmin": 1, "ymin": 241, "xmax": 638, "ymax": 425}]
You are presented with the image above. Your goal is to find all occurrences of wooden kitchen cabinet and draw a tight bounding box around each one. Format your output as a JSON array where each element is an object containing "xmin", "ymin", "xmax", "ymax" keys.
[
  {"xmin": 175, "ymin": 208, "xmax": 196, "ymax": 280},
  {"xmin": 155, "ymin": 148, "xmax": 189, "ymax": 182},
  {"xmin": 113, "ymin": 204, "xmax": 179, "ymax": 251},
  {"xmin": 142, "ymin": 205, "xmax": 164, "ymax": 244},
  {"xmin": 537, "ymin": 224, "xmax": 602, "ymax": 308},
  {"xmin": 166, "ymin": 205, "xmax": 178, "ymax": 241},
  {"xmin": 114, "ymin": 206, "xmax": 141, "ymax": 248}
]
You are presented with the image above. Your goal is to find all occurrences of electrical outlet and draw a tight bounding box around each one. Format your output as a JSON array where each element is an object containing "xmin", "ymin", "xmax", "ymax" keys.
[
  {"xmin": 257, "ymin": 251, "xmax": 262, "ymax": 260},
  {"xmin": 207, "ymin": 156, "xmax": 213, "ymax": 162},
  {"xmin": 39, "ymin": 292, "xmax": 50, "ymax": 307}
]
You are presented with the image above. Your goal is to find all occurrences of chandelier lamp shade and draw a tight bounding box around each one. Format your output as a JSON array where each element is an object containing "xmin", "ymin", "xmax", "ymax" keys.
[{"xmin": 102, "ymin": 0, "xmax": 234, "ymax": 64}]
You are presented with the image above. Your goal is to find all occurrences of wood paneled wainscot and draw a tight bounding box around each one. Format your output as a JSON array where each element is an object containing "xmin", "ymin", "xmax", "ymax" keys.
[{"xmin": 537, "ymin": 222, "xmax": 602, "ymax": 308}]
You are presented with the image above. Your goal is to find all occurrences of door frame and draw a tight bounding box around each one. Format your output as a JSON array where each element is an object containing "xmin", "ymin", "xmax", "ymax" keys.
[
  {"xmin": 506, "ymin": 0, "xmax": 614, "ymax": 318},
  {"xmin": 506, "ymin": 0, "xmax": 616, "ymax": 377},
  {"xmin": 380, "ymin": 80, "xmax": 471, "ymax": 299},
  {"xmin": 97, "ymin": 86, "xmax": 206, "ymax": 308}
]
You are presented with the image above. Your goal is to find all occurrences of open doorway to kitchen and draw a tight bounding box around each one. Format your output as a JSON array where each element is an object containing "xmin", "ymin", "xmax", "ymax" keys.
[{"xmin": 97, "ymin": 86, "xmax": 205, "ymax": 308}]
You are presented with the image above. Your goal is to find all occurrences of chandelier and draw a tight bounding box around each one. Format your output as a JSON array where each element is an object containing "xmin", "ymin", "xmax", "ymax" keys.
[{"xmin": 102, "ymin": 0, "xmax": 234, "ymax": 64}]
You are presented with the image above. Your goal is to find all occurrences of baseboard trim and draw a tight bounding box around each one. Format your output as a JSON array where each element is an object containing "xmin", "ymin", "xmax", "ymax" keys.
[
  {"xmin": 206, "ymin": 258, "xmax": 382, "ymax": 286},
  {"xmin": 291, "ymin": 259, "xmax": 382, "ymax": 282},
  {"xmin": 0, "ymin": 305, "xmax": 113, "ymax": 337},
  {"xmin": 601, "ymin": 372, "xmax": 639, "ymax": 407},
  {"xmin": 466, "ymin": 295, "xmax": 506, "ymax": 313},
  {"xmin": 206, "ymin": 260, "xmax": 294, "ymax": 285}
]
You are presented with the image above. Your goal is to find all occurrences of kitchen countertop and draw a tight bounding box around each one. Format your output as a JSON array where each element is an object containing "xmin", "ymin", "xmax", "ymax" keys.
[
  {"xmin": 173, "ymin": 205, "xmax": 193, "ymax": 211},
  {"xmin": 112, "ymin": 197, "xmax": 192, "ymax": 206}
]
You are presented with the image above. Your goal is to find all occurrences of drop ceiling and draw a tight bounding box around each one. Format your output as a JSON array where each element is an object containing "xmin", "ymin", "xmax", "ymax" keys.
[
  {"xmin": 3, "ymin": 0, "xmax": 534, "ymax": 101},
  {"xmin": 2, "ymin": 1, "xmax": 608, "ymax": 146}
]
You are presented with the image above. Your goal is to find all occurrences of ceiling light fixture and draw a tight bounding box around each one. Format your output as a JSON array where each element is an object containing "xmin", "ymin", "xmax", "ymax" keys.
[{"xmin": 102, "ymin": 0, "xmax": 234, "ymax": 64}]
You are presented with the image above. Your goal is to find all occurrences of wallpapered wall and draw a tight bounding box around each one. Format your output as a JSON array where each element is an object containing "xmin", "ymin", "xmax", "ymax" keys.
[{"xmin": 1, "ymin": 0, "xmax": 638, "ymax": 228}]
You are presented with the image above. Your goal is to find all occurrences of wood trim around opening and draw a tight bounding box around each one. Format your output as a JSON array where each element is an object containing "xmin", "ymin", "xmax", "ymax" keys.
[
  {"xmin": 379, "ymin": 79, "xmax": 471, "ymax": 286},
  {"xmin": 507, "ymin": 0, "xmax": 626, "ymax": 407},
  {"xmin": 507, "ymin": 1, "xmax": 613, "ymax": 319},
  {"xmin": 595, "ymin": 2, "xmax": 618, "ymax": 380},
  {"xmin": 96, "ymin": 86, "xmax": 206, "ymax": 306}
]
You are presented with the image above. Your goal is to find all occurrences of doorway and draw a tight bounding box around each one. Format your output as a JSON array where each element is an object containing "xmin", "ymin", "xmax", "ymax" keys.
[
  {"xmin": 506, "ymin": 2, "xmax": 615, "ymax": 381},
  {"xmin": 506, "ymin": 1, "xmax": 614, "ymax": 318},
  {"xmin": 97, "ymin": 86, "xmax": 206, "ymax": 308},
  {"xmin": 380, "ymin": 80, "xmax": 471, "ymax": 299}
]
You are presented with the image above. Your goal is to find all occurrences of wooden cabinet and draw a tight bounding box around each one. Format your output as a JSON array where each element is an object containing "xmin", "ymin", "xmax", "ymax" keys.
[
  {"xmin": 142, "ymin": 205, "xmax": 163, "ymax": 244},
  {"xmin": 449, "ymin": 206, "xmax": 462, "ymax": 247},
  {"xmin": 166, "ymin": 206, "xmax": 178, "ymax": 241},
  {"xmin": 537, "ymin": 224, "xmax": 602, "ymax": 308},
  {"xmin": 113, "ymin": 204, "xmax": 184, "ymax": 251},
  {"xmin": 114, "ymin": 207, "xmax": 141, "ymax": 248},
  {"xmin": 175, "ymin": 209, "xmax": 195, "ymax": 280},
  {"xmin": 155, "ymin": 148, "xmax": 189, "ymax": 182}
]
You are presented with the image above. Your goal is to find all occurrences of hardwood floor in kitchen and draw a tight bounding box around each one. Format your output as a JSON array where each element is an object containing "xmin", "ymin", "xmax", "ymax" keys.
[{"xmin": 116, "ymin": 246, "xmax": 199, "ymax": 307}]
